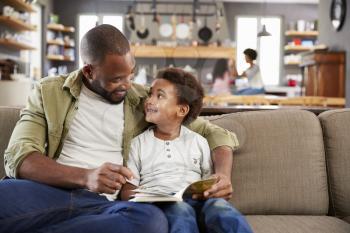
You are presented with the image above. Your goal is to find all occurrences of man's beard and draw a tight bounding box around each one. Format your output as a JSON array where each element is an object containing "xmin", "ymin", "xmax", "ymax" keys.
[{"xmin": 90, "ymin": 80, "xmax": 126, "ymax": 104}]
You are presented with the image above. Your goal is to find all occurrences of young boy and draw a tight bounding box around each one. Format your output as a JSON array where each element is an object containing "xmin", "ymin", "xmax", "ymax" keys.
[{"xmin": 121, "ymin": 68, "xmax": 252, "ymax": 233}]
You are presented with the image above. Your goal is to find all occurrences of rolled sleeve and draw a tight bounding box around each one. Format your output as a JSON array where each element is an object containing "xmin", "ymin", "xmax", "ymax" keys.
[
  {"xmin": 126, "ymin": 138, "xmax": 141, "ymax": 187},
  {"xmin": 4, "ymin": 82, "xmax": 47, "ymax": 178},
  {"xmin": 187, "ymin": 117, "xmax": 239, "ymax": 151}
]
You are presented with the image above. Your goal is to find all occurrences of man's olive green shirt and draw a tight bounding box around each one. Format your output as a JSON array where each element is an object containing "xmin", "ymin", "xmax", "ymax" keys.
[{"xmin": 4, "ymin": 70, "xmax": 239, "ymax": 178}]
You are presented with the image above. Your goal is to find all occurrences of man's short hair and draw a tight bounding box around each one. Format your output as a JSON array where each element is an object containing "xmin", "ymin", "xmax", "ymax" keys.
[
  {"xmin": 80, "ymin": 24, "xmax": 130, "ymax": 65},
  {"xmin": 156, "ymin": 67, "xmax": 204, "ymax": 125},
  {"xmin": 243, "ymin": 48, "xmax": 258, "ymax": 61}
]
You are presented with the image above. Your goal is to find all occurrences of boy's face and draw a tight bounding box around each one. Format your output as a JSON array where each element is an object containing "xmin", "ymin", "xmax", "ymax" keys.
[{"xmin": 145, "ymin": 79, "xmax": 187, "ymax": 126}]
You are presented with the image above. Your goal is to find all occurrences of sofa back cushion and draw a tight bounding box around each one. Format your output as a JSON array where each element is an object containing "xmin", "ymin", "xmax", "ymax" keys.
[
  {"xmin": 318, "ymin": 109, "xmax": 350, "ymax": 218},
  {"xmin": 208, "ymin": 110, "xmax": 328, "ymax": 215},
  {"xmin": 0, "ymin": 107, "xmax": 21, "ymax": 177}
]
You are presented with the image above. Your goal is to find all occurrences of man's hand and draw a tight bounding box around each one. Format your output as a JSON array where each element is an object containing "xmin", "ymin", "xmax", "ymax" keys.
[
  {"xmin": 85, "ymin": 162, "xmax": 133, "ymax": 194},
  {"xmin": 192, "ymin": 174, "xmax": 233, "ymax": 201},
  {"xmin": 204, "ymin": 174, "xmax": 233, "ymax": 200}
]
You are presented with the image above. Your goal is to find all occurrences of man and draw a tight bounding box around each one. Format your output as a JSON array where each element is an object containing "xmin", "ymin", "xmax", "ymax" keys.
[{"xmin": 0, "ymin": 25, "xmax": 239, "ymax": 232}]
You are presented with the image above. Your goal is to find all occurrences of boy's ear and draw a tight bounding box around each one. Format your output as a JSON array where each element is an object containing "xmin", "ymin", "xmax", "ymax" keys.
[{"xmin": 178, "ymin": 104, "xmax": 190, "ymax": 118}]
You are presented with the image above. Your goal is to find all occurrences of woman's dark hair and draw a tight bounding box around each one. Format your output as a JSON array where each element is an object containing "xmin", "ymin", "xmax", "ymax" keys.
[
  {"xmin": 212, "ymin": 58, "xmax": 229, "ymax": 81},
  {"xmin": 156, "ymin": 67, "xmax": 204, "ymax": 125},
  {"xmin": 243, "ymin": 48, "xmax": 258, "ymax": 61}
]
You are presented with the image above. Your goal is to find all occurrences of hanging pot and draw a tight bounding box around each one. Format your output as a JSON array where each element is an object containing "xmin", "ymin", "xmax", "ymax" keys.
[
  {"xmin": 198, "ymin": 16, "xmax": 212, "ymax": 44},
  {"xmin": 176, "ymin": 15, "xmax": 190, "ymax": 40},
  {"xmin": 159, "ymin": 16, "xmax": 173, "ymax": 38},
  {"xmin": 136, "ymin": 12, "xmax": 149, "ymax": 39}
]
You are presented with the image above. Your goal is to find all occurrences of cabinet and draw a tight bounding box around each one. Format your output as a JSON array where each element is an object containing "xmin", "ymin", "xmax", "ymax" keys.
[{"xmin": 300, "ymin": 51, "xmax": 345, "ymax": 97}]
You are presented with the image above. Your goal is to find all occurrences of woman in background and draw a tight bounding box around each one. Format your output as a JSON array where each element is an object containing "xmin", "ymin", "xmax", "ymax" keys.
[
  {"xmin": 232, "ymin": 48, "xmax": 265, "ymax": 95},
  {"xmin": 211, "ymin": 58, "xmax": 234, "ymax": 95}
]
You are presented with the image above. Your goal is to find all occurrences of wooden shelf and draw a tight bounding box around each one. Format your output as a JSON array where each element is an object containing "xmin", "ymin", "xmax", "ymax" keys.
[
  {"xmin": 47, "ymin": 40, "xmax": 75, "ymax": 48},
  {"xmin": 2, "ymin": 0, "xmax": 36, "ymax": 13},
  {"xmin": 284, "ymin": 61, "xmax": 300, "ymax": 65},
  {"xmin": 131, "ymin": 45, "xmax": 235, "ymax": 59},
  {"xmin": 47, "ymin": 24, "xmax": 75, "ymax": 33},
  {"xmin": 0, "ymin": 16, "xmax": 36, "ymax": 31},
  {"xmin": 284, "ymin": 45, "xmax": 313, "ymax": 52},
  {"xmin": 0, "ymin": 38, "xmax": 36, "ymax": 50},
  {"xmin": 47, "ymin": 54, "xmax": 74, "ymax": 62},
  {"xmin": 285, "ymin": 31, "xmax": 318, "ymax": 37}
]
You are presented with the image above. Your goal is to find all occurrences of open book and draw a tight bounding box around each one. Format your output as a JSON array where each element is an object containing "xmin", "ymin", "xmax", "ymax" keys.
[{"xmin": 129, "ymin": 177, "xmax": 217, "ymax": 202}]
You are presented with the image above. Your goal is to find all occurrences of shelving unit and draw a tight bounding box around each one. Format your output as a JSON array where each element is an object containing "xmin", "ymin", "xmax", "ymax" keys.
[
  {"xmin": 0, "ymin": 0, "xmax": 37, "ymax": 81},
  {"xmin": 46, "ymin": 22, "xmax": 76, "ymax": 75},
  {"xmin": 1, "ymin": 0, "xmax": 36, "ymax": 13},
  {"xmin": 284, "ymin": 30, "xmax": 318, "ymax": 64}
]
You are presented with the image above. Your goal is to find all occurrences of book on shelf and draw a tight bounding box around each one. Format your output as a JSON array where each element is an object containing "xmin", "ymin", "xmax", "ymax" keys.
[{"xmin": 129, "ymin": 177, "xmax": 217, "ymax": 202}]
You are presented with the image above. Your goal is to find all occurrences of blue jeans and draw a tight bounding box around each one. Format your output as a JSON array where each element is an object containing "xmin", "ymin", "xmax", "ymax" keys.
[
  {"xmin": 0, "ymin": 179, "xmax": 168, "ymax": 233},
  {"xmin": 157, "ymin": 198, "xmax": 253, "ymax": 233}
]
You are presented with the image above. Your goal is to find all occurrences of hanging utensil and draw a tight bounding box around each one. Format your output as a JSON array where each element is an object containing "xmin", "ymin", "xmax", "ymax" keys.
[
  {"xmin": 126, "ymin": 5, "xmax": 135, "ymax": 30},
  {"xmin": 198, "ymin": 16, "xmax": 212, "ymax": 44},
  {"xmin": 176, "ymin": 12, "xmax": 190, "ymax": 40},
  {"xmin": 159, "ymin": 15, "xmax": 173, "ymax": 38},
  {"xmin": 171, "ymin": 13, "xmax": 177, "ymax": 41},
  {"xmin": 136, "ymin": 6, "xmax": 149, "ymax": 39}
]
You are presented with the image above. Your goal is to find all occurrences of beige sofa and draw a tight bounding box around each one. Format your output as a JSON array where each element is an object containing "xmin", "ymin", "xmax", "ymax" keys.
[{"xmin": 1, "ymin": 106, "xmax": 350, "ymax": 233}]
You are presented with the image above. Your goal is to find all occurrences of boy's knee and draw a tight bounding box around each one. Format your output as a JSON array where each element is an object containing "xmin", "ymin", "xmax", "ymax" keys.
[
  {"xmin": 137, "ymin": 204, "xmax": 168, "ymax": 233},
  {"xmin": 164, "ymin": 202, "xmax": 195, "ymax": 217}
]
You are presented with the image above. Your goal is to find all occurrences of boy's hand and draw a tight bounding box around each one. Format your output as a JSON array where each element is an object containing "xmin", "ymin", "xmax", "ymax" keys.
[
  {"xmin": 85, "ymin": 162, "xmax": 133, "ymax": 194},
  {"xmin": 192, "ymin": 174, "xmax": 233, "ymax": 200}
]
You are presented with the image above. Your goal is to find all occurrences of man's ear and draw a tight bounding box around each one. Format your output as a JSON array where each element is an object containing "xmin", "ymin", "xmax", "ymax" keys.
[
  {"xmin": 178, "ymin": 104, "xmax": 189, "ymax": 118},
  {"xmin": 82, "ymin": 65, "xmax": 93, "ymax": 80}
]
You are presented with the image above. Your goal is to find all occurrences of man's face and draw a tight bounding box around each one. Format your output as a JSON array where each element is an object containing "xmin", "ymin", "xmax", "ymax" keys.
[
  {"xmin": 86, "ymin": 52, "xmax": 136, "ymax": 104},
  {"xmin": 144, "ymin": 79, "xmax": 185, "ymax": 126}
]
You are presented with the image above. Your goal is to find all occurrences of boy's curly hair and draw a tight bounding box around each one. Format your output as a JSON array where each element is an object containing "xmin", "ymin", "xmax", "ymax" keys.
[{"xmin": 156, "ymin": 67, "xmax": 204, "ymax": 125}]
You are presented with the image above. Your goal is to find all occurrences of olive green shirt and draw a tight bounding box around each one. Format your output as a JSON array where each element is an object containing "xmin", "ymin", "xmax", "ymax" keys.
[{"xmin": 4, "ymin": 69, "xmax": 239, "ymax": 178}]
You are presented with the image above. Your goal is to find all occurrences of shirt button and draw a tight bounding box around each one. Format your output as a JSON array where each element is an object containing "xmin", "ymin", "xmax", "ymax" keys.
[
  {"xmin": 166, "ymin": 149, "xmax": 170, "ymax": 152},
  {"xmin": 166, "ymin": 142, "xmax": 170, "ymax": 145},
  {"xmin": 167, "ymin": 154, "xmax": 171, "ymax": 158}
]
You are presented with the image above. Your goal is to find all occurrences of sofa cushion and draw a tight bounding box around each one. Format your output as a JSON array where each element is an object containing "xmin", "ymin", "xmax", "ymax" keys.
[
  {"xmin": 246, "ymin": 215, "xmax": 350, "ymax": 233},
  {"xmin": 208, "ymin": 110, "xmax": 328, "ymax": 215},
  {"xmin": 318, "ymin": 109, "xmax": 350, "ymax": 218},
  {"xmin": 0, "ymin": 107, "xmax": 21, "ymax": 178}
]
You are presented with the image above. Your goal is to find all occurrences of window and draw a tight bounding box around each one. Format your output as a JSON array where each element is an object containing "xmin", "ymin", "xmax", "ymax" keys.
[
  {"xmin": 236, "ymin": 16, "xmax": 281, "ymax": 86},
  {"xmin": 78, "ymin": 14, "xmax": 124, "ymax": 67}
]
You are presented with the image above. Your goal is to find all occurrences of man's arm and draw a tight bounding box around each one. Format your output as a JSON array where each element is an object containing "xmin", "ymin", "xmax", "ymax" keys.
[
  {"xmin": 188, "ymin": 118, "xmax": 237, "ymax": 200},
  {"xmin": 19, "ymin": 152, "xmax": 133, "ymax": 194},
  {"xmin": 204, "ymin": 146, "xmax": 233, "ymax": 200}
]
